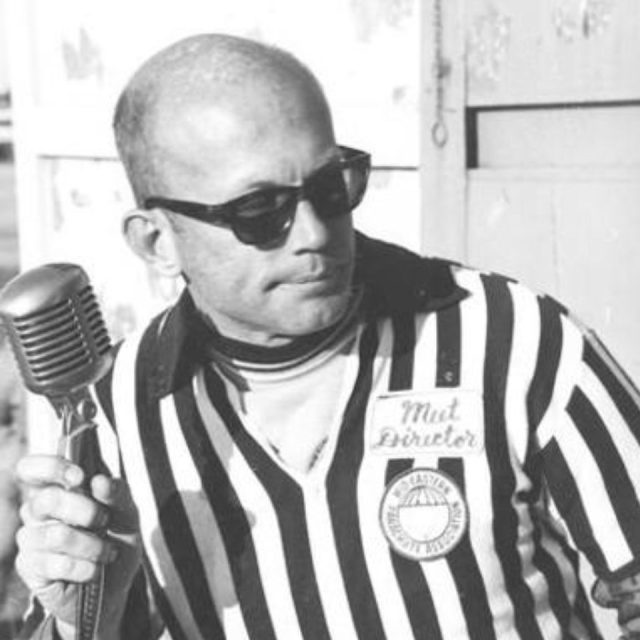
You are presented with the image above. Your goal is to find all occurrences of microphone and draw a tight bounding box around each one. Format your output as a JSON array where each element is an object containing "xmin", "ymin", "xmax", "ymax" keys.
[{"xmin": 0, "ymin": 263, "xmax": 113, "ymax": 640}]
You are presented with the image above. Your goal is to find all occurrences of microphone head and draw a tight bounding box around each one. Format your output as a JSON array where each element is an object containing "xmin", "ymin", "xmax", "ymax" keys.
[{"xmin": 0, "ymin": 263, "xmax": 112, "ymax": 397}]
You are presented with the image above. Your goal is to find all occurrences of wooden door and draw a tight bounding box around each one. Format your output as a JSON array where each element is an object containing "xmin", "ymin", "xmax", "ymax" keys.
[{"xmin": 422, "ymin": 0, "xmax": 640, "ymax": 385}]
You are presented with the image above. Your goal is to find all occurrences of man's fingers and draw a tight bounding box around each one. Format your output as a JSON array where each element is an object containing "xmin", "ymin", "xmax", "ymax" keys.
[
  {"xmin": 16, "ymin": 455, "xmax": 84, "ymax": 490},
  {"xmin": 15, "ymin": 548, "xmax": 102, "ymax": 585},
  {"xmin": 21, "ymin": 485, "xmax": 109, "ymax": 529},
  {"xmin": 90, "ymin": 475, "xmax": 139, "ymax": 535},
  {"xmin": 16, "ymin": 522, "xmax": 118, "ymax": 564},
  {"xmin": 90, "ymin": 474, "xmax": 116, "ymax": 505}
]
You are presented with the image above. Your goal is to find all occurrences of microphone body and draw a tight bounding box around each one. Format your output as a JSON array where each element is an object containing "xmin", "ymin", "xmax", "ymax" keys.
[{"xmin": 0, "ymin": 263, "xmax": 113, "ymax": 640}]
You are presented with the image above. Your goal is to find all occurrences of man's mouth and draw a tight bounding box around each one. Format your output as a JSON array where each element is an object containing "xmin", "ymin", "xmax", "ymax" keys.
[
  {"xmin": 288, "ymin": 270, "xmax": 335, "ymax": 284},
  {"xmin": 273, "ymin": 262, "xmax": 350, "ymax": 290}
]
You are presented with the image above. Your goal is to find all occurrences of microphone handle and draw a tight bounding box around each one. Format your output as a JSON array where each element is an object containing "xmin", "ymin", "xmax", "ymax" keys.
[
  {"xmin": 77, "ymin": 578, "xmax": 104, "ymax": 640},
  {"xmin": 56, "ymin": 392, "xmax": 106, "ymax": 640}
]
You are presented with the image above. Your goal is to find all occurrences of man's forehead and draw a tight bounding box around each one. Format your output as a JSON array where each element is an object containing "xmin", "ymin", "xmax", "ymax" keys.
[
  {"xmin": 114, "ymin": 35, "xmax": 335, "ymax": 199},
  {"xmin": 146, "ymin": 74, "xmax": 331, "ymax": 154},
  {"xmin": 143, "ymin": 93, "xmax": 335, "ymax": 197}
]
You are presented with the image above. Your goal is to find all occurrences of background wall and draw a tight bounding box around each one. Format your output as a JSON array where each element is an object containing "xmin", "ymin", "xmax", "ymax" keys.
[{"xmin": 0, "ymin": 0, "xmax": 16, "ymax": 278}]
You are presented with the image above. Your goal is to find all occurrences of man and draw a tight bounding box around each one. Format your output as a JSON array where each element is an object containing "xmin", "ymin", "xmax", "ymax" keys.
[{"xmin": 13, "ymin": 33, "xmax": 640, "ymax": 639}]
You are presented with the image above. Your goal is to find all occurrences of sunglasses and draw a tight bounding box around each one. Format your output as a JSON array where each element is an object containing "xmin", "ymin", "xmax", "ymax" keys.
[{"xmin": 144, "ymin": 145, "xmax": 371, "ymax": 246}]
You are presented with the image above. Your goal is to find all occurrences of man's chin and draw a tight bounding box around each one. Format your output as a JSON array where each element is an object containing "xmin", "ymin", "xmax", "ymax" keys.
[{"xmin": 280, "ymin": 290, "xmax": 353, "ymax": 336}]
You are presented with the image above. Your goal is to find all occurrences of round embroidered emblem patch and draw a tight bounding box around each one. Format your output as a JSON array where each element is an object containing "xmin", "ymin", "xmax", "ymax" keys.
[{"xmin": 379, "ymin": 468, "xmax": 468, "ymax": 561}]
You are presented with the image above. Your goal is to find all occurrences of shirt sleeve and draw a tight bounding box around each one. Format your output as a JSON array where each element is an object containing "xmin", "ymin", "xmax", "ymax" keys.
[
  {"xmin": 119, "ymin": 565, "xmax": 167, "ymax": 639},
  {"xmin": 16, "ymin": 599, "xmax": 58, "ymax": 640},
  {"xmin": 536, "ymin": 311, "xmax": 640, "ymax": 581},
  {"xmin": 17, "ymin": 568, "xmax": 165, "ymax": 640}
]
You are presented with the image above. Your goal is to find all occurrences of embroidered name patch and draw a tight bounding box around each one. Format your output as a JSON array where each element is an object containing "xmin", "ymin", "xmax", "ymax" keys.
[
  {"xmin": 369, "ymin": 389, "xmax": 484, "ymax": 457},
  {"xmin": 379, "ymin": 468, "xmax": 468, "ymax": 561}
]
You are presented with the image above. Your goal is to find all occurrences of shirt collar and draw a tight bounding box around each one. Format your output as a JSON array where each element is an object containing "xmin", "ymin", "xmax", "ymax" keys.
[
  {"xmin": 353, "ymin": 232, "xmax": 468, "ymax": 317},
  {"xmin": 147, "ymin": 232, "xmax": 468, "ymax": 397}
]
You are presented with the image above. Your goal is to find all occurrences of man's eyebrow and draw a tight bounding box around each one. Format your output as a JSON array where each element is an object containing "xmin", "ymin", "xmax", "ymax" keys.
[
  {"xmin": 238, "ymin": 155, "xmax": 341, "ymax": 193},
  {"xmin": 240, "ymin": 179, "xmax": 288, "ymax": 191}
]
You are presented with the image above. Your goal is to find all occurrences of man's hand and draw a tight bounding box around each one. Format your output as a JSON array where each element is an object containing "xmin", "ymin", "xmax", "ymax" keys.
[{"xmin": 15, "ymin": 454, "xmax": 142, "ymax": 638}]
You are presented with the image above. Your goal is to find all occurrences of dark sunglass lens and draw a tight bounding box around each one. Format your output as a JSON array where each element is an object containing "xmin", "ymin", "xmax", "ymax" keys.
[
  {"xmin": 234, "ymin": 190, "xmax": 291, "ymax": 220},
  {"xmin": 343, "ymin": 162, "xmax": 369, "ymax": 209},
  {"xmin": 307, "ymin": 168, "xmax": 351, "ymax": 218},
  {"xmin": 230, "ymin": 151, "xmax": 370, "ymax": 243},
  {"xmin": 233, "ymin": 197, "xmax": 297, "ymax": 245}
]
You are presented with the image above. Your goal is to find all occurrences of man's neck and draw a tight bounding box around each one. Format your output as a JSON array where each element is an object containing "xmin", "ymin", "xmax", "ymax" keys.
[{"xmin": 198, "ymin": 288, "xmax": 363, "ymax": 369}]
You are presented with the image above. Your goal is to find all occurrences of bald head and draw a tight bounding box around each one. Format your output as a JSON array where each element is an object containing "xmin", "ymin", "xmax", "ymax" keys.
[{"xmin": 113, "ymin": 34, "xmax": 334, "ymax": 205}]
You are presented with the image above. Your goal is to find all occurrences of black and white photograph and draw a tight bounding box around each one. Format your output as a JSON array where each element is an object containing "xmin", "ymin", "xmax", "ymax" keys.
[{"xmin": 0, "ymin": 1, "xmax": 639, "ymax": 638}]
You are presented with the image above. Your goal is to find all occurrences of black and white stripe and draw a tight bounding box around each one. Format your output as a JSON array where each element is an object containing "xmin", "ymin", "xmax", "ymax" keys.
[{"xmin": 104, "ymin": 264, "xmax": 640, "ymax": 639}]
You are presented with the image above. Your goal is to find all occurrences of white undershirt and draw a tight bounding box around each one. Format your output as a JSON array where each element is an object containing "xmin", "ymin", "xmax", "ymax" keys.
[{"xmin": 210, "ymin": 317, "xmax": 362, "ymax": 474}]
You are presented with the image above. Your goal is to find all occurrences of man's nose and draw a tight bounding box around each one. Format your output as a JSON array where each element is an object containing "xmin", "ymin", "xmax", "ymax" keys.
[{"xmin": 287, "ymin": 198, "xmax": 330, "ymax": 250}]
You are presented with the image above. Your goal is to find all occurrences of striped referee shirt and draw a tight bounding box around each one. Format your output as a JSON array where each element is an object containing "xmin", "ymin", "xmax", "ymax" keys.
[{"xmin": 50, "ymin": 235, "xmax": 640, "ymax": 639}]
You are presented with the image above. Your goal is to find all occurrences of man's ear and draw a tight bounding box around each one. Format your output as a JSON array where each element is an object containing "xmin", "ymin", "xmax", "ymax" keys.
[{"xmin": 122, "ymin": 208, "xmax": 182, "ymax": 278}]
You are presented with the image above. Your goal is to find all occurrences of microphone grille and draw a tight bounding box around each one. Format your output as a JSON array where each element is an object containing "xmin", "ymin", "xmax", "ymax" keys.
[{"xmin": 0, "ymin": 265, "xmax": 112, "ymax": 396}]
